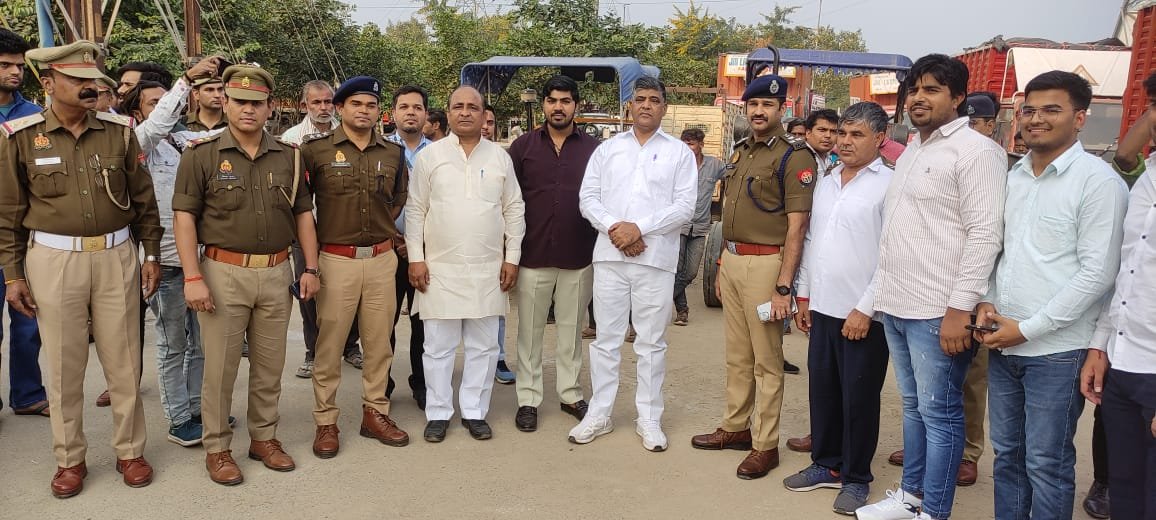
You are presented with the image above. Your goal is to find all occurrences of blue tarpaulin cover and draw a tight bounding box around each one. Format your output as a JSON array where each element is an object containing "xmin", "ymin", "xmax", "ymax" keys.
[{"xmin": 746, "ymin": 48, "xmax": 913, "ymax": 82}]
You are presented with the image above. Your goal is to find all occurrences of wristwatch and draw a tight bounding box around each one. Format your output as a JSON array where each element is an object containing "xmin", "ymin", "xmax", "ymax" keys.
[
  {"xmin": 775, "ymin": 285, "xmax": 792, "ymax": 296},
  {"xmin": 304, "ymin": 267, "xmax": 320, "ymax": 276},
  {"xmin": 145, "ymin": 255, "xmax": 158, "ymax": 263}
]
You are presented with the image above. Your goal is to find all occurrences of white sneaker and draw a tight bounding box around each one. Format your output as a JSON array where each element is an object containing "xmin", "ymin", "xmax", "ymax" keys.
[
  {"xmin": 568, "ymin": 415, "xmax": 613, "ymax": 444},
  {"xmin": 914, "ymin": 514, "xmax": 934, "ymax": 519},
  {"xmin": 854, "ymin": 488, "xmax": 923, "ymax": 520},
  {"xmin": 635, "ymin": 419, "xmax": 668, "ymax": 452}
]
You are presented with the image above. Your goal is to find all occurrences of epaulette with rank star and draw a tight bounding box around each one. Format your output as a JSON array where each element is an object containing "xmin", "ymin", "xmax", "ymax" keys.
[
  {"xmin": 781, "ymin": 133, "xmax": 809, "ymax": 151},
  {"xmin": 95, "ymin": 111, "xmax": 135, "ymax": 128},
  {"xmin": 302, "ymin": 132, "xmax": 330, "ymax": 143},
  {"xmin": 186, "ymin": 133, "xmax": 223, "ymax": 148},
  {"xmin": 278, "ymin": 138, "xmax": 300, "ymax": 149},
  {"xmin": 0, "ymin": 113, "xmax": 45, "ymax": 138}
]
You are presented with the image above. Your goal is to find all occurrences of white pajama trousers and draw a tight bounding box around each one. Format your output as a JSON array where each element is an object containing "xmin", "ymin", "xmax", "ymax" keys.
[
  {"xmin": 588, "ymin": 261, "xmax": 675, "ymax": 422},
  {"xmin": 422, "ymin": 316, "xmax": 501, "ymax": 421}
]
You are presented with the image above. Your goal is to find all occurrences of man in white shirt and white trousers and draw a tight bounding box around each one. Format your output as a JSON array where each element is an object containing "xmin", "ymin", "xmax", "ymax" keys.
[
  {"xmin": 405, "ymin": 86, "xmax": 525, "ymax": 443},
  {"xmin": 570, "ymin": 76, "xmax": 696, "ymax": 452}
]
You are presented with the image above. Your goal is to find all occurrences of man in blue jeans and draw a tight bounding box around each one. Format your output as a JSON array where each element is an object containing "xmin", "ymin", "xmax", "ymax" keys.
[
  {"xmin": 975, "ymin": 71, "xmax": 1128, "ymax": 519},
  {"xmin": 856, "ymin": 54, "xmax": 1006, "ymax": 520},
  {"xmin": 0, "ymin": 28, "xmax": 48, "ymax": 417}
]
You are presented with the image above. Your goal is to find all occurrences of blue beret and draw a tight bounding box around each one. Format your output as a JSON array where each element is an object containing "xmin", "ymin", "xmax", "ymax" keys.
[
  {"xmin": 334, "ymin": 76, "xmax": 381, "ymax": 104},
  {"xmin": 742, "ymin": 74, "xmax": 788, "ymax": 101},
  {"xmin": 966, "ymin": 94, "xmax": 997, "ymax": 118}
]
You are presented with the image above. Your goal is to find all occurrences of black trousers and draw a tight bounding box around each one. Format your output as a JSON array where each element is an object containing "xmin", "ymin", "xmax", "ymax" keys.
[
  {"xmin": 291, "ymin": 242, "xmax": 359, "ymax": 360},
  {"xmin": 1093, "ymin": 404, "xmax": 1109, "ymax": 483},
  {"xmin": 386, "ymin": 253, "xmax": 425, "ymax": 398},
  {"xmin": 1102, "ymin": 367, "xmax": 1156, "ymax": 519},
  {"xmin": 808, "ymin": 311, "xmax": 890, "ymax": 484}
]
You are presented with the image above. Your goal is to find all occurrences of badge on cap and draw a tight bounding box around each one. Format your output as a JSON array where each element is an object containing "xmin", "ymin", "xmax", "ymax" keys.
[
  {"xmin": 967, "ymin": 105, "xmax": 975, "ymax": 115},
  {"xmin": 335, "ymin": 151, "xmax": 346, "ymax": 163},
  {"xmin": 241, "ymin": 76, "xmax": 251, "ymax": 88},
  {"xmin": 33, "ymin": 133, "xmax": 51, "ymax": 150},
  {"xmin": 798, "ymin": 168, "xmax": 814, "ymax": 186},
  {"xmin": 373, "ymin": 82, "xmax": 379, "ymax": 91},
  {"xmin": 769, "ymin": 81, "xmax": 780, "ymax": 94},
  {"xmin": 82, "ymin": 52, "xmax": 94, "ymax": 64}
]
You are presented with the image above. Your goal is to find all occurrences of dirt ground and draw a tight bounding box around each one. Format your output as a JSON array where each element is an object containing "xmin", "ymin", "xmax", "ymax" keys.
[{"xmin": 0, "ymin": 277, "xmax": 1101, "ymax": 519}]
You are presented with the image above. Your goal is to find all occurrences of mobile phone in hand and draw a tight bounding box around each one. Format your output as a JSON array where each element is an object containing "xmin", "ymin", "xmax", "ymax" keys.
[
  {"xmin": 965, "ymin": 323, "xmax": 999, "ymax": 333},
  {"xmin": 289, "ymin": 280, "xmax": 302, "ymax": 300}
]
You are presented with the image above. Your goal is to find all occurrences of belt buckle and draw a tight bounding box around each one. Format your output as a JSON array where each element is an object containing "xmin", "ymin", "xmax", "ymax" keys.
[
  {"xmin": 247, "ymin": 254, "xmax": 271, "ymax": 268},
  {"xmin": 354, "ymin": 246, "xmax": 374, "ymax": 259},
  {"xmin": 81, "ymin": 236, "xmax": 106, "ymax": 252},
  {"xmin": 725, "ymin": 241, "xmax": 739, "ymax": 255}
]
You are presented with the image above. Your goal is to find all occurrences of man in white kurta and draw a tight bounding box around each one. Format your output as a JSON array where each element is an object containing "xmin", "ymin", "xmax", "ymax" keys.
[
  {"xmin": 570, "ymin": 77, "xmax": 697, "ymax": 452},
  {"xmin": 405, "ymin": 86, "xmax": 525, "ymax": 442}
]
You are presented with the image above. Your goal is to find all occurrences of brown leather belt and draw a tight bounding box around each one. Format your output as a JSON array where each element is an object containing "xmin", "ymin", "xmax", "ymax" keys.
[
  {"xmin": 321, "ymin": 239, "xmax": 394, "ymax": 259},
  {"xmin": 204, "ymin": 246, "xmax": 290, "ymax": 268},
  {"xmin": 728, "ymin": 241, "xmax": 782, "ymax": 256}
]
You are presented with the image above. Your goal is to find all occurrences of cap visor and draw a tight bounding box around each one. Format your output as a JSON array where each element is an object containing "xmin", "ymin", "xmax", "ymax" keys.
[{"xmin": 226, "ymin": 88, "xmax": 269, "ymax": 101}]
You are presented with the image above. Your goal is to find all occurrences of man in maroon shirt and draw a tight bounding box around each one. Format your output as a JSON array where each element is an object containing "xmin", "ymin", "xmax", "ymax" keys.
[{"xmin": 507, "ymin": 75, "xmax": 600, "ymax": 432}]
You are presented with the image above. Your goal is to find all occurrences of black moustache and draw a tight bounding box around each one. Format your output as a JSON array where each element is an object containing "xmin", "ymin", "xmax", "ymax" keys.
[{"xmin": 78, "ymin": 89, "xmax": 98, "ymax": 99}]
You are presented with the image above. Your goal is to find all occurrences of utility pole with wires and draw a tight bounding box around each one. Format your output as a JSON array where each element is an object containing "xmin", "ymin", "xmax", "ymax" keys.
[{"xmin": 184, "ymin": 0, "xmax": 202, "ymax": 60}]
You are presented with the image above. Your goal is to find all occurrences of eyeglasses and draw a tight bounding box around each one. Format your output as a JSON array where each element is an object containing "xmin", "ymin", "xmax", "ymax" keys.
[{"xmin": 1017, "ymin": 106, "xmax": 1080, "ymax": 119}]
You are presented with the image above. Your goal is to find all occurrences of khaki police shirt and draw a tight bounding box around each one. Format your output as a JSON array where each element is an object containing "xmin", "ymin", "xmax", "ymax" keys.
[
  {"xmin": 301, "ymin": 126, "xmax": 407, "ymax": 246},
  {"xmin": 185, "ymin": 112, "xmax": 227, "ymax": 133},
  {"xmin": 172, "ymin": 129, "xmax": 313, "ymax": 254},
  {"xmin": 722, "ymin": 126, "xmax": 817, "ymax": 246},
  {"xmin": 0, "ymin": 109, "xmax": 162, "ymax": 279}
]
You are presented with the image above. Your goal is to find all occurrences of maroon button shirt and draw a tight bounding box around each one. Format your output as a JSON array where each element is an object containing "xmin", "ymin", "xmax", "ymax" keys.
[{"xmin": 507, "ymin": 126, "xmax": 599, "ymax": 269}]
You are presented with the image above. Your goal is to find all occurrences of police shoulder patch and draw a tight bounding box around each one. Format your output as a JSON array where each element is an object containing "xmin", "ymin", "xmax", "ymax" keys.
[
  {"xmin": 0, "ymin": 113, "xmax": 45, "ymax": 138},
  {"xmin": 782, "ymin": 134, "xmax": 808, "ymax": 151},
  {"xmin": 302, "ymin": 132, "xmax": 330, "ymax": 144},
  {"xmin": 277, "ymin": 138, "xmax": 300, "ymax": 149},
  {"xmin": 186, "ymin": 133, "xmax": 223, "ymax": 148},
  {"xmin": 95, "ymin": 111, "xmax": 135, "ymax": 128}
]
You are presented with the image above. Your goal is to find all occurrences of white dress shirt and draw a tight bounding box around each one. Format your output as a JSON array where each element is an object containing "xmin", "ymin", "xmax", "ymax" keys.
[
  {"xmin": 579, "ymin": 128, "xmax": 697, "ymax": 273},
  {"xmin": 984, "ymin": 142, "xmax": 1128, "ymax": 357},
  {"xmin": 279, "ymin": 116, "xmax": 331, "ymax": 146},
  {"xmin": 871, "ymin": 117, "xmax": 1007, "ymax": 319},
  {"xmin": 1090, "ymin": 152, "xmax": 1156, "ymax": 374},
  {"xmin": 796, "ymin": 157, "xmax": 892, "ymax": 321},
  {"xmin": 405, "ymin": 133, "xmax": 525, "ymax": 320}
]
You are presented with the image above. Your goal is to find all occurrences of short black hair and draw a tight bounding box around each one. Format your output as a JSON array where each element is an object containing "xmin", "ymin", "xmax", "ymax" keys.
[
  {"xmin": 805, "ymin": 109, "xmax": 839, "ymax": 130},
  {"xmin": 0, "ymin": 29, "xmax": 31, "ymax": 56},
  {"xmin": 1024, "ymin": 70, "xmax": 1092, "ymax": 111},
  {"xmin": 392, "ymin": 85, "xmax": 428, "ymax": 109},
  {"xmin": 427, "ymin": 109, "xmax": 447, "ymax": 130},
  {"xmin": 115, "ymin": 62, "xmax": 173, "ymax": 89},
  {"xmin": 633, "ymin": 76, "xmax": 667, "ymax": 102},
  {"xmin": 541, "ymin": 75, "xmax": 581, "ymax": 103},
  {"xmin": 680, "ymin": 127, "xmax": 705, "ymax": 142},
  {"xmin": 907, "ymin": 54, "xmax": 970, "ymax": 116},
  {"xmin": 484, "ymin": 103, "xmax": 496, "ymax": 115},
  {"xmin": 119, "ymin": 80, "xmax": 166, "ymax": 116},
  {"xmin": 785, "ymin": 118, "xmax": 805, "ymax": 133},
  {"xmin": 1144, "ymin": 70, "xmax": 1156, "ymax": 98}
]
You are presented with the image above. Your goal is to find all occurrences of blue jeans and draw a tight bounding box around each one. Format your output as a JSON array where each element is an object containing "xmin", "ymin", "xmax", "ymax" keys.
[
  {"xmin": 148, "ymin": 266, "xmax": 204, "ymax": 426},
  {"xmin": 0, "ymin": 270, "xmax": 45, "ymax": 409},
  {"xmin": 988, "ymin": 348, "xmax": 1086, "ymax": 520},
  {"xmin": 884, "ymin": 314, "xmax": 975, "ymax": 519},
  {"xmin": 673, "ymin": 234, "xmax": 706, "ymax": 312}
]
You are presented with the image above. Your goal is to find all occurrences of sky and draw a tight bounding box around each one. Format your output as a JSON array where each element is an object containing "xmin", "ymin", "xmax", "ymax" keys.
[{"xmin": 349, "ymin": 0, "xmax": 1127, "ymax": 59}]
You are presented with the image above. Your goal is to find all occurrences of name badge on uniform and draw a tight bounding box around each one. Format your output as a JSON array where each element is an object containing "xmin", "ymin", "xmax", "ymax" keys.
[
  {"xmin": 216, "ymin": 159, "xmax": 238, "ymax": 181},
  {"xmin": 332, "ymin": 150, "xmax": 350, "ymax": 168},
  {"xmin": 35, "ymin": 156, "xmax": 62, "ymax": 166},
  {"xmin": 726, "ymin": 150, "xmax": 740, "ymax": 170}
]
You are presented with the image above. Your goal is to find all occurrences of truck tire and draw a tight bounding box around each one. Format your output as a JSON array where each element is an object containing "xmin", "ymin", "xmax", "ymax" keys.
[{"xmin": 703, "ymin": 222, "xmax": 723, "ymax": 308}]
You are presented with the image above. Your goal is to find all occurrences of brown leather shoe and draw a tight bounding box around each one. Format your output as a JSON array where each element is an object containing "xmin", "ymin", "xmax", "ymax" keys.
[
  {"xmin": 248, "ymin": 439, "xmax": 296, "ymax": 472},
  {"xmin": 360, "ymin": 405, "xmax": 410, "ymax": 447},
  {"xmin": 115, "ymin": 457, "xmax": 153, "ymax": 488},
  {"xmin": 51, "ymin": 462, "xmax": 87, "ymax": 498},
  {"xmin": 95, "ymin": 390, "xmax": 111, "ymax": 407},
  {"xmin": 888, "ymin": 449, "xmax": 904, "ymax": 466},
  {"xmin": 786, "ymin": 434, "xmax": 812, "ymax": 452},
  {"xmin": 691, "ymin": 428, "xmax": 753, "ymax": 450},
  {"xmin": 957, "ymin": 459, "xmax": 978, "ymax": 486},
  {"xmin": 313, "ymin": 424, "xmax": 340, "ymax": 459},
  {"xmin": 737, "ymin": 448, "xmax": 779, "ymax": 479},
  {"xmin": 205, "ymin": 450, "xmax": 243, "ymax": 486}
]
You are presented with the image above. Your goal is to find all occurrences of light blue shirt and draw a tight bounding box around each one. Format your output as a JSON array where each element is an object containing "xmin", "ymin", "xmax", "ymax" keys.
[
  {"xmin": 985, "ymin": 141, "xmax": 1128, "ymax": 357},
  {"xmin": 386, "ymin": 132, "xmax": 432, "ymax": 234}
]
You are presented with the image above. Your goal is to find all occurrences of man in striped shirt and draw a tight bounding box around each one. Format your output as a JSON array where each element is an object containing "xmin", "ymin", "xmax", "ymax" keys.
[{"xmin": 856, "ymin": 54, "xmax": 1007, "ymax": 520}]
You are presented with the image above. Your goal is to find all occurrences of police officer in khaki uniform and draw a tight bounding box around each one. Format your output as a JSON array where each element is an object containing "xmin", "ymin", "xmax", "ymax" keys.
[
  {"xmin": 691, "ymin": 74, "xmax": 817, "ymax": 480},
  {"xmin": 302, "ymin": 76, "xmax": 410, "ymax": 458},
  {"xmin": 186, "ymin": 76, "xmax": 228, "ymax": 133},
  {"xmin": 173, "ymin": 64, "xmax": 320, "ymax": 486},
  {"xmin": 0, "ymin": 40, "xmax": 162, "ymax": 498}
]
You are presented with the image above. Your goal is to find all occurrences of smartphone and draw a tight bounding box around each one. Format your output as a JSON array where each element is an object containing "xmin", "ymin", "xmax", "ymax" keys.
[
  {"xmin": 289, "ymin": 280, "xmax": 302, "ymax": 300},
  {"xmin": 215, "ymin": 57, "xmax": 233, "ymax": 78},
  {"xmin": 965, "ymin": 323, "xmax": 999, "ymax": 333}
]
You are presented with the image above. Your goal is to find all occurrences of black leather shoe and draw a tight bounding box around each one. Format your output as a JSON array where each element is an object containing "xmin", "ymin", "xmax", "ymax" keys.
[
  {"xmin": 560, "ymin": 400, "xmax": 589, "ymax": 421},
  {"xmin": 1083, "ymin": 480, "xmax": 1110, "ymax": 519},
  {"xmin": 783, "ymin": 360, "xmax": 801, "ymax": 375},
  {"xmin": 423, "ymin": 420, "xmax": 448, "ymax": 443},
  {"xmin": 515, "ymin": 406, "xmax": 537, "ymax": 432},
  {"xmin": 461, "ymin": 419, "xmax": 493, "ymax": 440},
  {"xmin": 413, "ymin": 391, "xmax": 427, "ymax": 411}
]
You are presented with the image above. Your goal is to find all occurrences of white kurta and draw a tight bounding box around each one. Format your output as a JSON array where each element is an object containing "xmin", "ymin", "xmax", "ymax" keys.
[{"xmin": 405, "ymin": 133, "xmax": 525, "ymax": 320}]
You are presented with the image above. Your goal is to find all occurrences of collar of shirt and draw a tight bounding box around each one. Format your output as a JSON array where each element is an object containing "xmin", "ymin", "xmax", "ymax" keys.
[
  {"xmin": 386, "ymin": 131, "xmax": 431, "ymax": 155},
  {"xmin": 43, "ymin": 108, "xmax": 104, "ymax": 133},
  {"xmin": 332, "ymin": 124, "xmax": 387, "ymax": 149},
  {"xmin": 535, "ymin": 123, "xmax": 585, "ymax": 141},
  {"xmin": 911, "ymin": 116, "xmax": 970, "ymax": 147},
  {"xmin": 625, "ymin": 126, "xmax": 681, "ymax": 149},
  {"xmin": 1011, "ymin": 141, "xmax": 1084, "ymax": 179},
  {"xmin": 219, "ymin": 128, "xmax": 281, "ymax": 159},
  {"xmin": 828, "ymin": 156, "xmax": 886, "ymax": 179}
]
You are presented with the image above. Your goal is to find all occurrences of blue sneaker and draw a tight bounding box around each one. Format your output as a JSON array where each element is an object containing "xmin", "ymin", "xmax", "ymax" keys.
[
  {"xmin": 168, "ymin": 420, "xmax": 203, "ymax": 447},
  {"xmin": 832, "ymin": 482, "xmax": 869, "ymax": 516},
  {"xmin": 783, "ymin": 464, "xmax": 842, "ymax": 492},
  {"xmin": 495, "ymin": 360, "xmax": 515, "ymax": 384}
]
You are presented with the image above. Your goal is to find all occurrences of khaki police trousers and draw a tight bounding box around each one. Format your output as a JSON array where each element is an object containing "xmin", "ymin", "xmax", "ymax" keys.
[
  {"xmin": 312, "ymin": 250, "xmax": 398, "ymax": 425},
  {"xmin": 719, "ymin": 250, "xmax": 785, "ymax": 452},
  {"xmin": 28, "ymin": 239, "xmax": 145, "ymax": 467},
  {"xmin": 198, "ymin": 257, "xmax": 292, "ymax": 453},
  {"xmin": 963, "ymin": 346, "xmax": 989, "ymax": 463}
]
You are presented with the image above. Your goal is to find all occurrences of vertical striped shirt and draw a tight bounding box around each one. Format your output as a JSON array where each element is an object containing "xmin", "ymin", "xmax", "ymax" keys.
[{"xmin": 871, "ymin": 117, "xmax": 1007, "ymax": 319}]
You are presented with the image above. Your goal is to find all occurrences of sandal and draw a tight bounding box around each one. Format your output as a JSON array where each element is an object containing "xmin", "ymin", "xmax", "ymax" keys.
[{"xmin": 14, "ymin": 399, "xmax": 50, "ymax": 417}]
